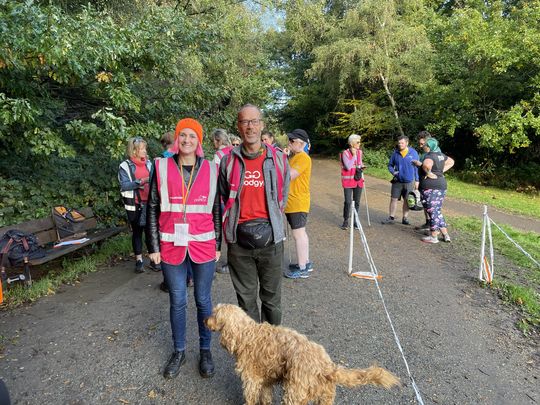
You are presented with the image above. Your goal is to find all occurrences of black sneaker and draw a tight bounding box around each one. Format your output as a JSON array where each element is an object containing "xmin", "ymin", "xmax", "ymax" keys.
[
  {"xmin": 134, "ymin": 260, "xmax": 145, "ymax": 273},
  {"xmin": 163, "ymin": 350, "xmax": 186, "ymax": 379},
  {"xmin": 159, "ymin": 281, "xmax": 169, "ymax": 293},
  {"xmin": 216, "ymin": 264, "xmax": 229, "ymax": 274},
  {"xmin": 149, "ymin": 261, "xmax": 161, "ymax": 272},
  {"xmin": 340, "ymin": 221, "xmax": 349, "ymax": 230},
  {"xmin": 402, "ymin": 218, "xmax": 410, "ymax": 225},
  {"xmin": 199, "ymin": 349, "xmax": 215, "ymax": 378}
]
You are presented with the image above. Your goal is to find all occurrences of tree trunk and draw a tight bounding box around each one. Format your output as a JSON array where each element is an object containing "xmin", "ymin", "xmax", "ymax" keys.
[{"xmin": 379, "ymin": 73, "xmax": 405, "ymax": 137}]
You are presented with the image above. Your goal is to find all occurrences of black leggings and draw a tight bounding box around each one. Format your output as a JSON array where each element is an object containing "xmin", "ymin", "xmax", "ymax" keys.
[
  {"xmin": 129, "ymin": 220, "xmax": 147, "ymax": 256},
  {"xmin": 343, "ymin": 186, "xmax": 363, "ymax": 222}
]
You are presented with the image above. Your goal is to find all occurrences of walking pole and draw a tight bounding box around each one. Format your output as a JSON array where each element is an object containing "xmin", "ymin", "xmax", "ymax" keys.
[
  {"xmin": 363, "ymin": 176, "xmax": 371, "ymax": 227},
  {"xmin": 348, "ymin": 200, "xmax": 355, "ymax": 275}
]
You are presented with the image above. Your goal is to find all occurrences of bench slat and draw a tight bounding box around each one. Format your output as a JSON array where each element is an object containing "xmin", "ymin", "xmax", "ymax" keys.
[
  {"xmin": 0, "ymin": 216, "xmax": 55, "ymax": 239},
  {"xmin": 29, "ymin": 226, "xmax": 127, "ymax": 265}
]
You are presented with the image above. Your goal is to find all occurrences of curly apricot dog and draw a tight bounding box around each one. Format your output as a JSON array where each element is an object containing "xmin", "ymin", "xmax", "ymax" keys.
[{"xmin": 205, "ymin": 303, "xmax": 400, "ymax": 405}]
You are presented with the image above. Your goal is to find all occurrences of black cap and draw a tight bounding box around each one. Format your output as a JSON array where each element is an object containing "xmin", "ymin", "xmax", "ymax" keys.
[{"xmin": 287, "ymin": 129, "xmax": 309, "ymax": 143}]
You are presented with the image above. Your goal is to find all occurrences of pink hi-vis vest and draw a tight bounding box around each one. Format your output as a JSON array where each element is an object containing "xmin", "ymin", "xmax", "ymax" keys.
[
  {"xmin": 222, "ymin": 146, "xmax": 286, "ymax": 243},
  {"xmin": 215, "ymin": 145, "xmax": 234, "ymax": 161},
  {"xmin": 340, "ymin": 149, "xmax": 364, "ymax": 188},
  {"xmin": 156, "ymin": 157, "xmax": 217, "ymax": 265}
]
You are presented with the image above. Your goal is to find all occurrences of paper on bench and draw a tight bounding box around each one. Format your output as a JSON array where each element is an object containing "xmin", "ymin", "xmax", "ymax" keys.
[{"xmin": 53, "ymin": 238, "xmax": 90, "ymax": 248}]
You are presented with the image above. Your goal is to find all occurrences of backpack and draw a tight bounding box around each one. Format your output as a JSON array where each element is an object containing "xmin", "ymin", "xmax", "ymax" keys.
[
  {"xmin": 407, "ymin": 190, "xmax": 423, "ymax": 211},
  {"xmin": 0, "ymin": 230, "xmax": 46, "ymax": 267}
]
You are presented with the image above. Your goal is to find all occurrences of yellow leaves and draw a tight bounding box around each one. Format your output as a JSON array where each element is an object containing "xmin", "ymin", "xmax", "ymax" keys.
[
  {"xmin": 38, "ymin": 54, "xmax": 46, "ymax": 65},
  {"xmin": 0, "ymin": 59, "xmax": 6, "ymax": 69},
  {"xmin": 147, "ymin": 390, "xmax": 157, "ymax": 399},
  {"xmin": 96, "ymin": 71, "xmax": 113, "ymax": 83}
]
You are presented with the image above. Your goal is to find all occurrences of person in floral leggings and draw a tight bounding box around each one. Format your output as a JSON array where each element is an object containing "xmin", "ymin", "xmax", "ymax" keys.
[{"xmin": 417, "ymin": 138, "xmax": 455, "ymax": 243}]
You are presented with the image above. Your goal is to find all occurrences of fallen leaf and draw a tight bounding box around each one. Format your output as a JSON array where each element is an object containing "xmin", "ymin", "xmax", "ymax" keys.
[
  {"xmin": 118, "ymin": 399, "xmax": 129, "ymax": 404},
  {"xmin": 148, "ymin": 390, "xmax": 156, "ymax": 399}
]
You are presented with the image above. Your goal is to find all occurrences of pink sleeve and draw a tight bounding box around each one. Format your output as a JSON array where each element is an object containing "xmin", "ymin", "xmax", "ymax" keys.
[{"xmin": 341, "ymin": 150, "xmax": 355, "ymax": 170}]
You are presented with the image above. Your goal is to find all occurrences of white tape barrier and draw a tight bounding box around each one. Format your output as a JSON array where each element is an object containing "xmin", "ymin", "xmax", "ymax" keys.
[
  {"xmin": 348, "ymin": 204, "xmax": 378, "ymax": 279},
  {"xmin": 479, "ymin": 205, "xmax": 540, "ymax": 283},
  {"xmin": 479, "ymin": 206, "xmax": 494, "ymax": 283},
  {"xmin": 348, "ymin": 205, "xmax": 425, "ymax": 405},
  {"xmin": 490, "ymin": 218, "xmax": 540, "ymax": 268}
]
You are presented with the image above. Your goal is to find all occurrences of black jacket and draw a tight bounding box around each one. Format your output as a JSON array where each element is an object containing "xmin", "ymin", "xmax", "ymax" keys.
[{"xmin": 146, "ymin": 155, "xmax": 222, "ymax": 254}]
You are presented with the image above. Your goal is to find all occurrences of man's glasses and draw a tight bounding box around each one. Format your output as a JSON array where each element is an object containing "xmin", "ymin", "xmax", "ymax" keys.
[{"xmin": 238, "ymin": 119, "xmax": 262, "ymax": 127}]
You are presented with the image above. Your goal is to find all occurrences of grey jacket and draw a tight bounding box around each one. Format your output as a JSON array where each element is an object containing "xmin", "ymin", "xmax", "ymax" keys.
[{"xmin": 219, "ymin": 144, "xmax": 290, "ymax": 244}]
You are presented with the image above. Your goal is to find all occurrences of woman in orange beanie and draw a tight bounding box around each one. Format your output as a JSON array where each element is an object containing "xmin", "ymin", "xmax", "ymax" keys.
[{"xmin": 146, "ymin": 118, "xmax": 221, "ymax": 380}]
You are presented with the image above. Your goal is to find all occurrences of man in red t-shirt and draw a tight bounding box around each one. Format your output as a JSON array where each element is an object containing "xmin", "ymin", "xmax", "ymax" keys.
[{"xmin": 219, "ymin": 104, "xmax": 290, "ymax": 325}]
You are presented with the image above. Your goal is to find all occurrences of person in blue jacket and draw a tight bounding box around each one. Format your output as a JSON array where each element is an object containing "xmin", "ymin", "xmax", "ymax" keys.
[{"xmin": 381, "ymin": 135, "xmax": 419, "ymax": 225}]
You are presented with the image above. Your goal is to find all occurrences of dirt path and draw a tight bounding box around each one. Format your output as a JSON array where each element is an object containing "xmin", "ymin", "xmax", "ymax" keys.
[{"xmin": 0, "ymin": 158, "xmax": 538, "ymax": 404}]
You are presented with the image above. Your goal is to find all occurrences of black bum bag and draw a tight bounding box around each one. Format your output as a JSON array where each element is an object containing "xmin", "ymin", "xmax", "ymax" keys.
[{"xmin": 236, "ymin": 218, "xmax": 274, "ymax": 249}]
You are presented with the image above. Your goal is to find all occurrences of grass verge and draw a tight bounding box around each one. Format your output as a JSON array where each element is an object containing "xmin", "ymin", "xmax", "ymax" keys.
[
  {"xmin": 450, "ymin": 216, "xmax": 540, "ymax": 334},
  {"xmin": 2, "ymin": 233, "xmax": 132, "ymax": 308}
]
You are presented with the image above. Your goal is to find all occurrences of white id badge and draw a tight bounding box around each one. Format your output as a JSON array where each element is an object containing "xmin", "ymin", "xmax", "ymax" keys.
[{"xmin": 174, "ymin": 223, "xmax": 189, "ymax": 246}]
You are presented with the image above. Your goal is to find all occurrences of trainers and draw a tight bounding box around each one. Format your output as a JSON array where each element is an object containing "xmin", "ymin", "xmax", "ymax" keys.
[
  {"xmin": 284, "ymin": 268, "xmax": 309, "ymax": 279},
  {"xmin": 421, "ymin": 235, "xmax": 439, "ymax": 244},
  {"xmin": 442, "ymin": 233, "xmax": 452, "ymax": 243},
  {"xmin": 288, "ymin": 262, "xmax": 314, "ymax": 272},
  {"xmin": 159, "ymin": 281, "xmax": 169, "ymax": 293},
  {"xmin": 402, "ymin": 218, "xmax": 410, "ymax": 225},
  {"xmin": 149, "ymin": 261, "xmax": 161, "ymax": 272},
  {"xmin": 381, "ymin": 217, "xmax": 395, "ymax": 225},
  {"xmin": 134, "ymin": 260, "xmax": 145, "ymax": 273},
  {"xmin": 163, "ymin": 350, "xmax": 186, "ymax": 379},
  {"xmin": 340, "ymin": 221, "xmax": 349, "ymax": 230},
  {"xmin": 216, "ymin": 264, "xmax": 230, "ymax": 274},
  {"xmin": 199, "ymin": 349, "xmax": 215, "ymax": 378}
]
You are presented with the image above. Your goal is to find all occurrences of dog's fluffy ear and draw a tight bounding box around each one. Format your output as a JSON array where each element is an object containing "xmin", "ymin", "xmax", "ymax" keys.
[{"xmin": 206, "ymin": 303, "xmax": 225, "ymax": 331}]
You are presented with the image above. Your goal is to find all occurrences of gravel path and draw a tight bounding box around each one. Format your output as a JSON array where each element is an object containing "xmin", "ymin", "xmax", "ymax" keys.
[{"xmin": 1, "ymin": 158, "xmax": 538, "ymax": 404}]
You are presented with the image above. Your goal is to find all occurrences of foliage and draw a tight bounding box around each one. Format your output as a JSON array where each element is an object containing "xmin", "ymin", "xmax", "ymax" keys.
[
  {"xmin": 0, "ymin": 0, "xmax": 279, "ymax": 226},
  {"xmin": 276, "ymin": 0, "xmax": 540, "ymax": 169}
]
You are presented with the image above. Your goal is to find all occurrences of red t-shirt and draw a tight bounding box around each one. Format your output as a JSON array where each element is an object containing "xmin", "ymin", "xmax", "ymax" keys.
[
  {"xmin": 239, "ymin": 151, "xmax": 269, "ymax": 223},
  {"xmin": 131, "ymin": 158, "xmax": 149, "ymax": 202}
]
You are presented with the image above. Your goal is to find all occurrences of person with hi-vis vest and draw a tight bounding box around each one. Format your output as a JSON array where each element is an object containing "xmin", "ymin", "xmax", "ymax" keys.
[
  {"xmin": 219, "ymin": 104, "xmax": 290, "ymax": 326},
  {"xmin": 118, "ymin": 137, "xmax": 158, "ymax": 273},
  {"xmin": 146, "ymin": 118, "xmax": 222, "ymax": 380},
  {"xmin": 340, "ymin": 134, "xmax": 366, "ymax": 230}
]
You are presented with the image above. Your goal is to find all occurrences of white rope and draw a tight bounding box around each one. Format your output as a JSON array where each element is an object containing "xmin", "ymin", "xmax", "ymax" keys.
[
  {"xmin": 352, "ymin": 207, "xmax": 425, "ymax": 404},
  {"xmin": 489, "ymin": 218, "xmax": 540, "ymax": 268}
]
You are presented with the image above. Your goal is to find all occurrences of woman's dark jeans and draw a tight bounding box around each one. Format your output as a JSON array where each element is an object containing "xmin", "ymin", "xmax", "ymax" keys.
[{"xmin": 161, "ymin": 255, "xmax": 216, "ymax": 351}]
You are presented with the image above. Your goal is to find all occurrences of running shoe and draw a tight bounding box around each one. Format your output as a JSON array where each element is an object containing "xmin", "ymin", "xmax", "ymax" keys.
[
  {"xmin": 442, "ymin": 233, "xmax": 452, "ymax": 243},
  {"xmin": 421, "ymin": 235, "xmax": 439, "ymax": 244},
  {"xmin": 283, "ymin": 269, "xmax": 309, "ymax": 279},
  {"xmin": 402, "ymin": 218, "xmax": 410, "ymax": 225},
  {"xmin": 381, "ymin": 217, "xmax": 395, "ymax": 225},
  {"xmin": 288, "ymin": 262, "xmax": 314, "ymax": 272}
]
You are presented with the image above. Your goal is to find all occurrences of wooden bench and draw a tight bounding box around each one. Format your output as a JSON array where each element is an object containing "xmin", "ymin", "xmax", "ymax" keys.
[{"xmin": 0, "ymin": 207, "xmax": 126, "ymax": 290}]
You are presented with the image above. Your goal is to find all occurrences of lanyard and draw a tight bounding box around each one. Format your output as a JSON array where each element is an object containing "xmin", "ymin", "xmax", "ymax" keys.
[{"xmin": 180, "ymin": 163, "xmax": 195, "ymax": 222}]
